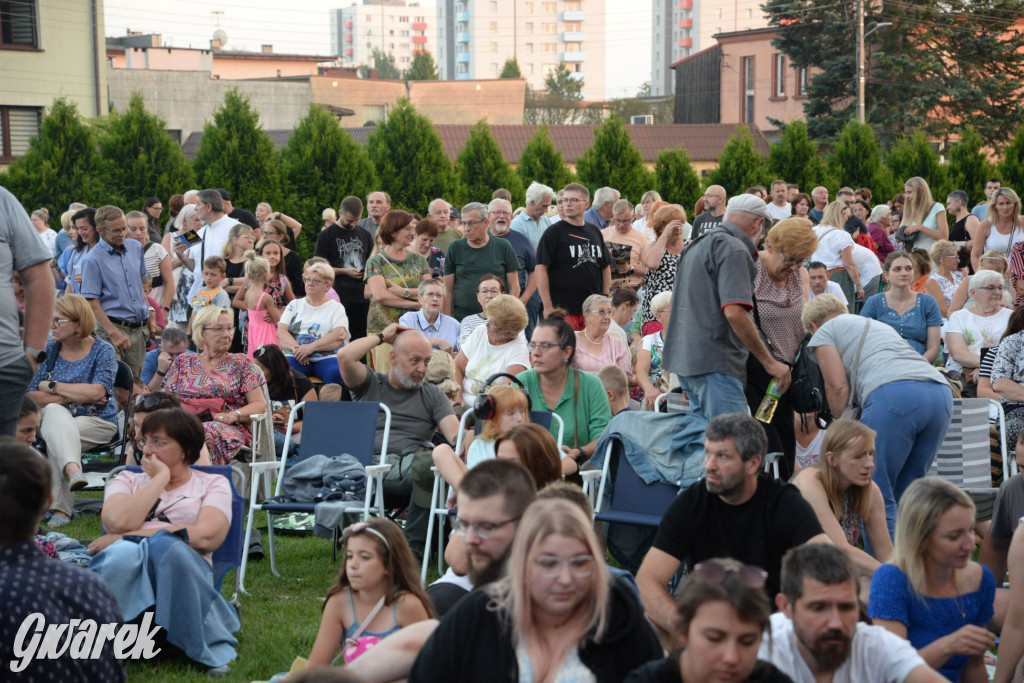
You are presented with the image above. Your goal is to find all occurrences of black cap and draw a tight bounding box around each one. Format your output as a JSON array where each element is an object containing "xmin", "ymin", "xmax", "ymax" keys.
[
  {"xmin": 449, "ymin": 206, "xmax": 460, "ymax": 219},
  {"xmin": 217, "ymin": 189, "xmax": 231, "ymax": 201}
]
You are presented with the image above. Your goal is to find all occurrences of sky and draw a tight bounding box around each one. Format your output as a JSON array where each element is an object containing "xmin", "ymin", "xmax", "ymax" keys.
[{"xmin": 104, "ymin": 0, "xmax": 652, "ymax": 100}]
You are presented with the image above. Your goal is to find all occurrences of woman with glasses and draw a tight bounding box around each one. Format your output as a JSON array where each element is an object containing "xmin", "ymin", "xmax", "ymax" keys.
[
  {"xmin": 455, "ymin": 294, "xmax": 529, "ymax": 406},
  {"xmin": 25, "ymin": 294, "xmax": 118, "ymax": 527},
  {"xmin": 575, "ymin": 294, "xmax": 632, "ymax": 380},
  {"xmin": 161, "ymin": 306, "xmax": 267, "ymax": 465},
  {"xmin": 411, "ymin": 498, "xmax": 662, "ymax": 682},
  {"xmin": 625, "ymin": 559, "xmax": 790, "ymax": 683},
  {"xmin": 129, "ymin": 391, "xmax": 212, "ymax": 466},
  {"xmin": 260, "ymin": 218, "xmax": 306, "ymax": 297},
  {"xmin": 398, "ymin": 280, "xmax": 460, "ymax": 355},
  {"xmin": 456, "ymin": 274, "xmax": 506, "ymax": 349},
  {"xmin": 926, "ymin": 240, "xmax": 965, "ymax": 318},
  {"xmin": 88, "ymin": 408, "xmax": 240, "ymax": 674},
  {"xmin": 275, "ymin": 261, "xmax": 350, "ymax": 385},
  {"xmin": 945, "ymin": 269, "xmax": 1012, "ymax": 392},
  {"xmin": 165, "ymin": 204, "xmax": 204, "ymax": 330},
  {"xmin": 517, "ymin": 311, "xmax": 612, "ymax": 473}
]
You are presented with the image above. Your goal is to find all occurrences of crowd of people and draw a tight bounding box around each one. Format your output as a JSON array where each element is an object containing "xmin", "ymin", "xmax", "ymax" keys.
[{"xmin": 3, "ymin": 172, "xmax": 1024, "ymax": 682}]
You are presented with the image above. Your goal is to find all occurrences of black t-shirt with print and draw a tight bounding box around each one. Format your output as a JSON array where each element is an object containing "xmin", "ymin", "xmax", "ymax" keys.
[
  {"xmin": 315, "ymin": 223, "xmax": 374, "ymax": 303},
  {"xmin": 536, "ymin": 220, "xmax": 612, "ymax": 314}
]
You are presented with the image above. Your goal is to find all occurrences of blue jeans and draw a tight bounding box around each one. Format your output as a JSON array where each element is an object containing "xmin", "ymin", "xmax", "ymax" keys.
[
  {"xmin": 862, "ymin": 380, "xmax": 953, "ymax": 538},
  {"xmin": 287, "ymin": 356, "xmax": 342, "ymax": 385},
  {"xmin": 677, "ymin": 372, "xmax": 750, "ymax": 423}
]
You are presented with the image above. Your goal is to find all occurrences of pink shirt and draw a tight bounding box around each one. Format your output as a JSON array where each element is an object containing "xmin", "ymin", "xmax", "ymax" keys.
[
  {"xmin": 105, "ymin": 469, "xmax": 232, "ymax": 562},
  {"xmin": 574, "ymin": 331, "xmax": 632, "ymax": 376}
]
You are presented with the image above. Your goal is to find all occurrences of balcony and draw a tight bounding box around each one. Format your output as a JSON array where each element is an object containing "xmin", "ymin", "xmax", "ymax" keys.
[
  {"xmin": 561, "ymin": 10, "xmax": 585, "ymax": 20},
  {"xmin": 560, "ymin": 51, "xmax": 585, "ymax": 62},
  {"xmin": 678, "ymin": 37, "xmax": 692, "ymax": 47},
  {"xmin": 345, "ymin": 48, "xmax": 354, "ymax": 56},
  {"xmin": 456, "ymin": 31, "xmax": 470, "ymax": 43},
  {"xmin": 412, "ymin": 21, "xmax": 427, "ymax": 29},
  {"xmin": 457, "ymin": 52, "xmax": 471, "ymax": 63},
  {"xmin": 345, "ymin": 21, "xmax": 353, "ymax": 28},
  {"xmin": 344, "ymin": 35, "xmax": 353, "ymax": 42},
  {"xmin": 562, "ymin": 30, "xmax": 586, "ymax": 41},
  {"xmin": 457, "ymin": 11, "xmax": 470, "ymax": 22},
  {"xmin": 679, "ymin": 0, "xmax": 692, "ymax": 7},
  {"xmin": 456, "ymin": 72, "xmax": 470, "ymax": 80},
  {"xmin": 678, "ymin": 18, "xmax": 692, "ymax": 28},
  {"xmin": 412, "ymin": 35, "xmax": 427, "ymax": 43}
]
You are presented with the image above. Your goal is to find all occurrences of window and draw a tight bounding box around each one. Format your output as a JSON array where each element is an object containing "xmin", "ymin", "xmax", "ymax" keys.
[
  {"xmin": 525, "ymin": 22, "xmax": 534, "ymax": 33},
  {"xmin": 525, "ymin": 2, "xmax": 534, "ymax": 11},
  {"xmin": 797, "ymin": 66, "xmax": 809, "ymax": 96},
  {"xmin": 543, "ymin": 22, "xmax": 556, "ymax": 33},
  {"xmin": 542, "ymin": 42, "xmax": 557, "ymax": 53},
  {"xmin": 400, "ymin": 30, "xmax": 410, "ymax": 36},
  {"xmin": 745, "ymin": 8, "xmax": 752, "ymax": 17},
  {"xmin": 772, "ymin": 53, "xmax": 786, "ymax": 98},
  {"xmin": 542, "ymin": 63, "xmax": 556, "ymax": 76},
  {"xmin": 0, "ymin": 107, "xmax": 39, "ymax": 161},
  {"xmin": 399, "ymin": 43, "xmax": 409, "ymax": 50},
  {"xmin": 565, "ymin": 42, "xmax": 580, "ymax": 51},
  {"xmin": 526, "ymin": 63, "xmax": 534, "ymax": 74},
  {"xmin": 490, "ymin": 62, "xmax": 499, "ymax": 74},
  {"xmin": 489, "ymin": 21, "xmax": 498, "ymax": 32},
  {"xmin": 742, "ymin": 56, "xmax": 755, "ymax": 123},
  {"xmin": 542, "ymin": 2, "xmax": 556, "ymax": 11},
  {"xmin": 525, "ymin": 42, "xmax": 534, "ymax": 53},
  {"xmin": 714, "ymin": 7, "xmax": 722, "ymax": 18},
  {"xmin": 389, "ymin": 29, "xmax": 395, "ymax": 35},
  {"xmin": 490, "ymin": 41, "xmax": 497, "ymax": 52},
  {"xmin": 366, "ymin": 42, "xmax": 372, "ymax": 48},
  {"xmin": 489, "ymin": 1, "xmax": 497, "ymax": 10},
  {"xmin": 399, "ymin": 15, "xmax": 409, "ymax": 22},
  {"xmin": 400, "ymin": 55, "xmax": 410, "ymax": 63}
]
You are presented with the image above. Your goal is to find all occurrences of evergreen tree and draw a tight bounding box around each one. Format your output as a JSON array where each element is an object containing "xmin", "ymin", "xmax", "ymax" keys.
[
  {"xmin": 193, "ymin": 89, "xmax": 283, "ymax": 210},
  {"xmin": 281, "ymin": 104, "xmax": 378, "ymax": 259},
  {"xmin": 766, "ymin": 120, "xmax": 830, "ymax": 191},
  {"xmin": 827, "ymin": 122, "xmax": 894, "ymax": 201},
  {"xmin": 654, "ymin": 147, "xmax": 702, "ymax": 214},
  {"xmin": 884, "ymin": 130, "xmax": 950, "ymax": 200},
  {"xmin": 707, "ymin": 128, "xmax": 765, "ymax": 194},
  {"xmin": 99, "ymin": 92, "xmax": 195, "ymax": 215},
  {"xmin": 575, "ymin": 115, "xmax": 652, "ymax": 202},
  {"xmin": 499, "ymin": 58, "xmax": 522, "ymax": 79},
  {"xmin": 947, "ymin": 126, "xmax": 993, "ymax": 206},
  {"xmin": 524, "ymin": 63, "xmax": 598, "ymax": 125},
  {"xmin": 517, "ymin": 125, "xmax": 574, "ymax": 191},
  {"xmin": 365, "ymin": 98, "xmax": 458, "ymax": 212},
  {"xmin": 365, "ymin": 48, "xmax": 401, "ymax": 80},
  {"xmin": 998, "ymin": 125, "xmax": 1024, "ymax": 196},
  {"xmin": 455, "ymin": 119, "xmax": 523, "ymax": 206},
  {"xmin": 2, "ymin": 97, "xmax": 108, "ymax": 216},
  {"xmin": 405, "ymin": 50, "xmax": 439, "ymax": 80}
]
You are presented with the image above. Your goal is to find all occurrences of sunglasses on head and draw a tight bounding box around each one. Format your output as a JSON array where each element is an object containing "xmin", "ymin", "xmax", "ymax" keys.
[
  {"xmin": 692, "ymin": 560, "xmax": 767, "ymax": 589},
  {"xmin": 134, "ymin": 395, "xmax": 171, "ymax": 412}
]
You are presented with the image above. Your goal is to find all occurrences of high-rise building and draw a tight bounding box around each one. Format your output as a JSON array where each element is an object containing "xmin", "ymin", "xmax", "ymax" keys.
[
  {"xmin": 650, "ymin": 0, "xmax": 693, "ymax": 96},
  {"xmin": 436, "ymin": 0, "xmax": 606, "ymax": 101},
  {"xmin": 331, "ymin": 1, "xmax": 436, "ymax": 73}
]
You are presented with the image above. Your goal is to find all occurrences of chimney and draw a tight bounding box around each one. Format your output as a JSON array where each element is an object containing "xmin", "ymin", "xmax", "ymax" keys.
[{"xmin": 262, "ymin": 44, "xmax": 273, "ymax": 53}]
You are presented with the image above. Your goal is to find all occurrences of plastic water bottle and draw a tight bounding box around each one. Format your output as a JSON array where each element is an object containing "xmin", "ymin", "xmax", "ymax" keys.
[{"xmin": 755, "ymin": 380, "xmax": 781, "ymax": 423}]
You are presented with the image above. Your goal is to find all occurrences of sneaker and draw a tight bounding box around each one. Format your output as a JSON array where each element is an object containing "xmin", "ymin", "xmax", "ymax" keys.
[
  {"xmin": 69, "ymin": 472, "xmax": 88, "ymax": 492},
  {"xmin": 48, "ymin": 512, "xmax": 72, "ymax": 528}
]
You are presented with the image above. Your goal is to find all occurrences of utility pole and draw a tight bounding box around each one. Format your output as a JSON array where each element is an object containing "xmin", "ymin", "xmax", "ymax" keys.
[{"xmin": 856, "ymin": 0, "xmax": 865, "ymax": 123}]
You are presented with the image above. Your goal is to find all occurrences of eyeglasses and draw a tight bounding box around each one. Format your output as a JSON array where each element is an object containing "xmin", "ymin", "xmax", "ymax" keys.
[
  {"xmin": 51, "ymin": 317, "xmax": 73, "ymax": 327},
  {"xmin": 528, "ymin": 342, "xmax": 566, "ymax": 353},
  {"xmin": 205, "ymin": 326, "xmax": 235, "ymax": 334},
  {"xmin": 534, "ymin": 554, "xmax": 596, "ymax": 579},
  {"xmin": 302, "ymin": 277, "xmax": 329, "ymax": 285},
  {"xmin": 978, "ymin": 285, "xmax": 1005, "ymax": 292},
  {"xmin": 778, "ymin": 251, "xmax": 803, "ymax": 267},
  {"xmin": 692, "ymin": 560, "xmax": 767, "ymax": 589},
  {"xmin": 490, "ymin": 210, "xmax": 512, "ymax": 217},
  {"xmin": 588, "ymin": 308, "xmax": 614, "ymax": 317},
  {"xmin": 137, "ymin": 436, "xmax": 174, "ymax": 450},
  {"xmin": 559, "ymin": 198, "xmax": 583, "ymax": 205},
  {"xmin": 149, "ymin": 206, "xmax": 163, "ymax": 212},
  {"xmin": 462, "ymin": 218, "xmax": 486, "ymax": 229},
  {"xmin": 453, "ymin": 515, "xmax": 520, "ymax": 539},
  {"xmin": 422, "ymin": 292, "xmax": 444, "ymax": 299},
  {"xmin": 478, "ymin": 288, "xmax": 503, "ymax": 296}
]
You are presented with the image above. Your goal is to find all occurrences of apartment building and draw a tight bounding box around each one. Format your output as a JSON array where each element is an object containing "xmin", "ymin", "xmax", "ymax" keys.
[
  {"xmin": 331, "ymin": 0, "xmax": 436, "ymax": 73},
  {"xmin": 436, "ymin": 0, "xmax": 606, "ymax": 101}
]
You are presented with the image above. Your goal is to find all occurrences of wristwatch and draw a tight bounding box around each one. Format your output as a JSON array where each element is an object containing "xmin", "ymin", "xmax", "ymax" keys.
[
  {"xmin": 376, "ymin": 332, "xmax": 385, "ymax": 344},
  {"xmin": 403, "ymin": 288, "xmax": 410, "ymax": 299},
  {"xmin": 228, "ymin": 277, "xmax": 234, "ymax": 286},
  {"xmin": 25, "ymin": 346, "xmax": 46, "ymax": 363},
  {"xmin": 46, "ymin": 380, "xmax": 57, "ymax": 392}
]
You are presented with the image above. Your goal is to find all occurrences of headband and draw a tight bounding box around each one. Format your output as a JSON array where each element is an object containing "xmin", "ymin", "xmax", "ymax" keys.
[{"xmin": 343, "ymin": 522, "xmax": 389, "ymax": 550}]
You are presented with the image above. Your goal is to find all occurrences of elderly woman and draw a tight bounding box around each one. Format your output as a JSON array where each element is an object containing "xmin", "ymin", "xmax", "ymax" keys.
[
  {"xmin": 456, "ymin": 274, "xmax": 505, "ymax": 348},
  {"xmin": 398, "ymin": 280, "xmax": 460, "ymax": 354},
  {"xmin": 971, "ymin": 187, "xmax": 1024, "ymax": 272},
  {"xmin": 632, "ymin": 190, "xmax": 663, "ymax": 241},
  {"xmin": 276, "ymin": 261, "xmax": 350, "ymax": 385},
  {"xmin": 574, "ymin": 294, "xmax": 632, "ymax": 378},
  {"xmin": 924, "ymin": 240, "xmax": 964, "ymax": 318},
  {"xmin": 365, "ymin": 210, "xmax": 430, "ymax": 335},
  {"xmin": 811, "ymin": 201, "xmax": 864, "ymax": 310},
  {"xmin": 89, "ymin": 408, "xmax": 240, "ymax": 673},
  {"xmin": 456, "ymin": 294, "xmax": 529, "ymax": 405},
  {"xmin": 860, "ymin": 252, "xmax": 942, "ymax": 363},
  {"xmin": 25, "ymin": 294, "xmax": 118, "ymax": 527},
  {"xmin": 166, "ymin": 204, "xmax": 205, "ymax": 329},
  {"xmin": 950, "ymin": 250, "xmax": 1015, "ymax": 313},
  {"xmin": 802, "ymin": 294, "xmax": 952, "ymax": 537},
  {"xmin": 641, "ymin": 204, "xmax": 685, "ymax": 335},
  {"xmin": 989, "ymin": 311, "xmax": 1024, "ymax": 450},
  {"xmin": 945, "ymin": 269, "xmax": 1013, "ymax": 390},
  {"xmin": 867, "ymin": 203, "xmax": 896, "ymax": 263},
  {"xmin": 411, "ymin": 498, "xmax": 662, "ymax": 682},
  {"xmin": 161, "ymin": 306, "xmax": 267, "ymax": 465},
  {"xmin": 636, "ymin": 291, "xmax": 672, "ymax": 409}
]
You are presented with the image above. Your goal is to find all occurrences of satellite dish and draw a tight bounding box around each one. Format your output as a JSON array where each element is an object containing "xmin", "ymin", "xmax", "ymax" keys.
[{"xmin": 213, "ymin": 29, "xmax": 228, "ymax": 45}]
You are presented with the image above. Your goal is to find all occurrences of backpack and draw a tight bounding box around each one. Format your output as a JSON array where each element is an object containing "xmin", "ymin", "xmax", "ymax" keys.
[{"xmin": 789, "ymin": 333, "xmax": 832, "ymax": 427}]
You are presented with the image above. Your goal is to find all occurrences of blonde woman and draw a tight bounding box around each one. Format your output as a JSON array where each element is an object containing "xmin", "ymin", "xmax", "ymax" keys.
[
  {"xmin": 868, "ymin": 477, "xmax": 996, "ymax": 683},
  {"xmin": 810, "ymin": 201, "xmax": 863, "ymax": 310},
  {"xmin": 971, "ymin": 187, "xmax": 1024, "ymax": 271},
  {"xmin": 410, "ymin": 498, "xmax": 662, "ymax": 681},
  {"xmin": 898, "ymin": 176, "xmax": 948, "ymax": 253},
  {"xmin": 926, "ymin": 240, "xmax": 964, "ymax": 318}
]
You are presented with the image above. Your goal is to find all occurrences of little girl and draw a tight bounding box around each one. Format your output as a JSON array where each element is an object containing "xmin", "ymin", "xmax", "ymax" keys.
[
  {"xmin": 307, "ymin": 518, "xmax": 434, "ymax": 667},
  {"xmin": 432, "ymin": 384, "xmax": 530, "ymax": 489},
  {"xmin": 242, "ymin": 251, "xmax": 280, "ymax": 357},
  {"xmin": 237, "ymin": 238, "xmax": 294, "ymax": 354}
]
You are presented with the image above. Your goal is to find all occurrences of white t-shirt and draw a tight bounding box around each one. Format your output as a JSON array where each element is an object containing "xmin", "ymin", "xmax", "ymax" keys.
[
  {"xmin": 759, "ymin": 612, "xmax": 928, "ymax": 683},
  {"xmin": 187, "ymin": 215, "xmax": 238, "ymax": 300},
  {"xmin": 767, "ymin": 202, "xmax": 792, "ymax": 221},
  {"xmin": 811, "ymin": 225, "xmax": 856, "ymax": 269},
  {"xmin": 142, "ymin": 241, "xmax": 168, "ymax": 279},
  {"xmin": 36, "ymin": 228, "xmax": 58, "ymax": 254},
  {"xmin": 608, "ymin": 320, "xmax": 629, "ymax": 347},
  {"xmin": 851, "ymin": 243, "xmax": 882, "ymax": 284},
  {"xmin": 459, "ymin": 323, "xmax": 530, "ymax": 404},
  {"xmin": 278, "ymin": 298, "xmax": 350, "ymax": 362},
  {"xmin": 810, "ymin": 281, "xmax": 849, "ymax": 307},
  {"xmin": 943, "ymin": 306, "xmax": 1013, "ymax": 373}
]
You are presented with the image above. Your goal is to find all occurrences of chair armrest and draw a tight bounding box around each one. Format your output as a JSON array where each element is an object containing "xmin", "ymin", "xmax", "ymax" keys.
[
  {"xmin": 249, "ymin": 461, "xmax": 280, "ymax": 475},
  {"xmin": 365, "ymin": 464, "xmax": 392, "ymax": 476},
  {"xmin": 579, "ymin": 470, "xmax": 602, "ymax": 484}
]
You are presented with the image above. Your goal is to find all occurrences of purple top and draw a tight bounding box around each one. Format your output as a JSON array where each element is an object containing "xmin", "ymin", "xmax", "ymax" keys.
[{"xmin": 867, "ymin": 222, "xmax": 896, "ymax": 263}]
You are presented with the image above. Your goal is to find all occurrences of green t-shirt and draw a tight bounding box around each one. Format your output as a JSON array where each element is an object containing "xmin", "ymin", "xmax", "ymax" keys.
[
  {"xmin": 516, "ymin": 367, "xmax": 612, "ymax": 449},
  {"xmin": 444, "ymin": 237, "xmax": 519, "ymax": 320},
  {"xmin": 433, "ymin": 227, "xmax": 463, "ymax": 254}
]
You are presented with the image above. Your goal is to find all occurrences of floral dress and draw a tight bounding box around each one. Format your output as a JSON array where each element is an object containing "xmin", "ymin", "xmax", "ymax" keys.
[
  {"xmin": 929, "ymin": 271, "xmax": 964, "ymax": 309},
  {"xmin": 641, "ymin": 250, "xmax": 681, "ymax": 326},
  {"xmin": 364, "ymin": 251, "xmax": 430, "ymax": 334},
  {"xmin": 162, "ymin": 353, "xmax": 265, "ymax": 465}
]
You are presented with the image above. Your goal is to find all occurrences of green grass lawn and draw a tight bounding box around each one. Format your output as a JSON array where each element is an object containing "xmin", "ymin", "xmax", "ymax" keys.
[{"xmin": 60, "ymin": 495, "xmax": 441, "ymax": 681}]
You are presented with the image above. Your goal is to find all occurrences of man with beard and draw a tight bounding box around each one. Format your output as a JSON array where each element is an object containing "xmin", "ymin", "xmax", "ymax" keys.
[
  {"xmin": 343, "ymin": 459, "xmax": 538, "ymax": 683},
  {"xmin": 338, "ymin": 324, "xmax": 460, "ymax": 552},
  {"xmin": 636, "ymin": 413, "xmax": 829, "ymax": 645},
  {"xmin": 764, "ymin": 544, "xmax": 943, "ymax": 682}
]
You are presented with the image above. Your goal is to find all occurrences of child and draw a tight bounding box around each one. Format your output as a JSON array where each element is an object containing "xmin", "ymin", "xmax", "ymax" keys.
[
  {"xmin": 241, "ymin": 238, "xmax": 295, "ymax": 354},
  {"xmin": 241, "ymin": 251, "xmax": 281, "ymax": 357},
  {"xmin": 188, "ymin": 256, "xmax": 231, "ymax": 335},
  {"xmin": 432, "ymin": 384, "xmax": 530, "ymax": 489},
  {"xmin": 307, "ymin": 519, "xmax": 434, "ymax": 666}
]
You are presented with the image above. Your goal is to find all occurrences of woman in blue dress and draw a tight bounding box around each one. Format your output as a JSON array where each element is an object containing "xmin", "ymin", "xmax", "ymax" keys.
[{"xmin": 860, "ymin": 252, "xmax": 943, "ymax": 363}]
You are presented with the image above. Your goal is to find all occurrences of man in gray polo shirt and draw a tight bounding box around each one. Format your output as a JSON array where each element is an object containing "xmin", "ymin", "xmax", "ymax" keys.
[{"xmin": 661, "ymin": 194, "xmax": 791, "ymax": 423}]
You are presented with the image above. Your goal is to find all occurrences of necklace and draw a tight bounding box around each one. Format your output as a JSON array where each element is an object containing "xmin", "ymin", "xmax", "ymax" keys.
[{"xmin": 583, "ymin": 329, "xmax": 603, "ymax": 345}]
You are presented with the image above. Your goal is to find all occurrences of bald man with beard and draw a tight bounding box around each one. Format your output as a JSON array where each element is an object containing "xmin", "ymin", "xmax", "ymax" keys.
[{"xmin": 338, "ymin": 324, "xmax": 461, "ymax": 552}]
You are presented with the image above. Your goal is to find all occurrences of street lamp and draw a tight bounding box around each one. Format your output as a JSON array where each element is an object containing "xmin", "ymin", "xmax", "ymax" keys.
[{"xmin": 856, "ymin": 10, "xmax": 893, "ymax": 124}]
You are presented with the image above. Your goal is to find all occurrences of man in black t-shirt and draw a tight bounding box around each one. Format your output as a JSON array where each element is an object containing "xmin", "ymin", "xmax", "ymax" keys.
[
  {"xmin": 535, "ymin": 183, "xmax": 612, "ymax": 330},
  {"xmin": 316, "ymin": 196, "xmax": 373, "ymax": 340},
  {"xmin": 690, "ymin": 184, "xmax": 726, "ymax": 240},
  {"xmin": 636, "ymin": 413, "xmax": 829, "ymax": 644}
]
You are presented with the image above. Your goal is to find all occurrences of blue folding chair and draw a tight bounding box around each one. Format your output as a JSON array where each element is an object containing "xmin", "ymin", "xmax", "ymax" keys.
[
  {"xmin": 421, "ymin": 408, "xmax": 563, "ymax": 583},
  {"xmin": 593, "ymin": 442, "xmax": 680, "ymax": 528},
  {"xmin": 240, "ymin": 401, "xmax": 392, "ymax": 593}
]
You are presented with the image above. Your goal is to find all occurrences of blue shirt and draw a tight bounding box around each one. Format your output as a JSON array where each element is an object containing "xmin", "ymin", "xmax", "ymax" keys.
[
  {"xmin": 808, "ymin": 208, "xmax": 824, "ymax": 224},
  {"xmin": 510, "ymin": 212, "xmax": 553, "ymax": 251},
  {"xmin": 140, "ymin": 347, "xmax": 195, "ymax": 384},
  {"xmin": 859, "ymin": 292, "xmax": 942, "ymax": 355},
  {"xmin": 29, "ymin": 337, "xmax": 119, "ymax": 424},
  {"xmin": 398, "ymin": 309, "xmax": 461, "ymax": 351},
  {"xmin": 54, "ymin": 228, "xmax": 74, "ymax": 258},
  {"xmin": 493, "ymin": 229, "xmax": 536, "ymax": 293},
  {"xmin": 971, "ymin": 203, "xmax": 988, "ymax": 221},
  {"xmin": 584, "ymin": 206, "xmax": 609, "ymax": 229},
  {"xmin": 80, "ymin": 237, "xmax": 148, "ymax": 322}
]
